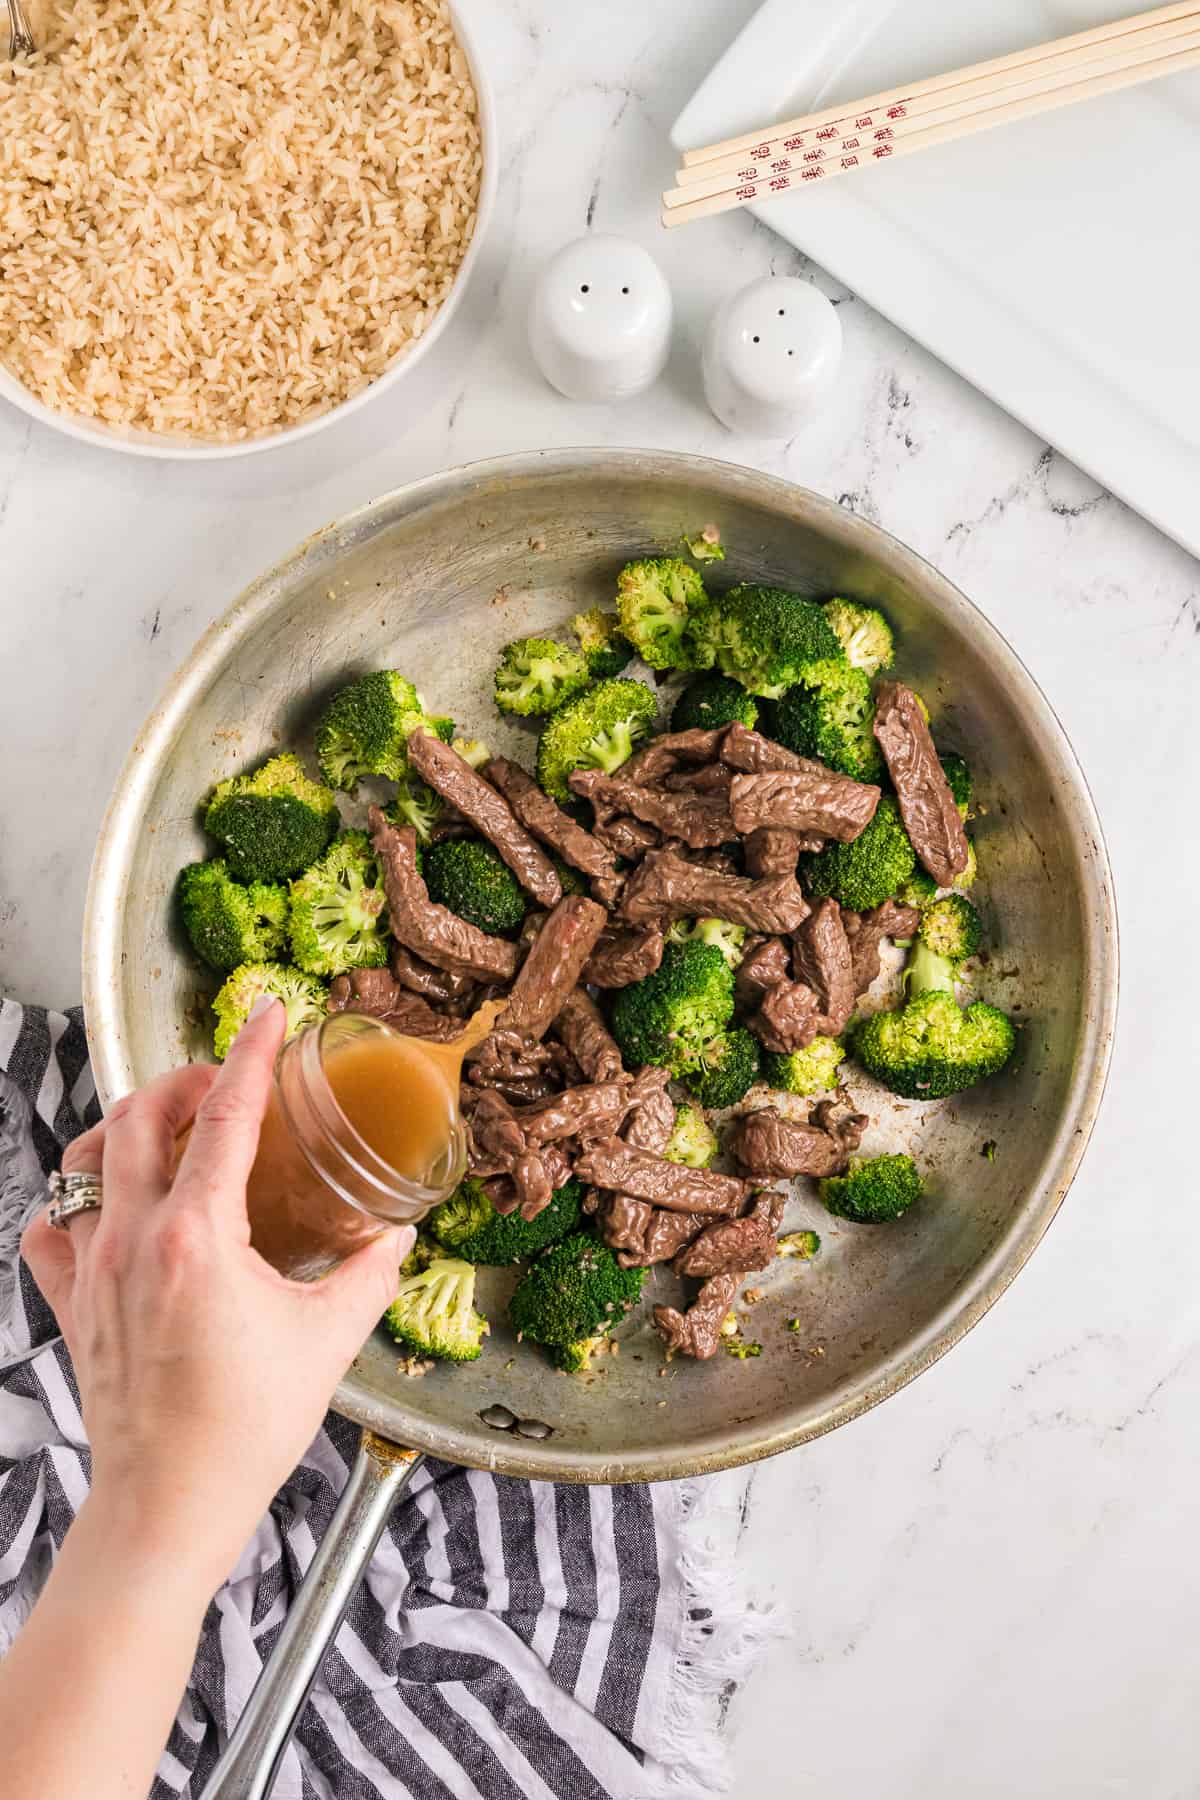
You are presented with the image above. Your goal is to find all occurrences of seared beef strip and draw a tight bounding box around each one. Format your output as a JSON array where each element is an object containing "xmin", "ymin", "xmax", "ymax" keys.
[
  {"xmin": 729, "ymin": 769, "xmax": 880, "ymax": 844},
  {"xmin": 653, "ymin": 1272, "xmax": 741, "ymax": 1360},
  {"xmin": 674, "ymin": 1191, "xmax": 785, "ymax": 1279},
  {"xmin": 328, "ymin": 969, "xmax": 463, "ymax": 1041},
  {"xmin": 872, "ymin": 682, "xmax": 969, "ymax": 886},
  {"xmin": 583, "ymin": 925, "xmax": 665, "ymax": 988},
  {"xmin": 555, "ymin": 988, "xmax": 624, "ymax": 1082},
  {"xmin": 467, "ymin": 1031, "xmax": 556, "ymax": 1089},
  {"xmin": 569, "ymin": 768, "xmax": 735, "ymax": 849},
  {"xmin": 593, "ymin": 814, "xmax": 661, "ymax": 860},
  {"xmin": 622, "ymin": 726, "xmax": 726, "ymax": 785},
  {"xmin": 498, "ymin": 895, "xmax": 608, "ymax": 1041},
  {"xmin": 599, "ymin": 1195, "xmax": 655, "ymax": 1259},
  {"xmin": 574, "ymin": 1139, "xmax": 752, "ymax": 1215},
  {"xmin": 750, "ymin": 979, "xmax": 820, "ymax": 1055},
  {"xmin": 743, "ymin": 826, "xmax": 810, "ymax": 878},
  {"xmin": 792, "ymin": 899, "xmax": 855, "ymax": 1036},
  {"xmin": 720, "ymin": 723, "xmax": 815, "ymax": 775},
  {"xmin": 485, "ymin": 757, "xmax": 618, "ymax": 885},
  {"xmin": 389, "ymin": 943, "xmax": 475, "ymax": 1005},
  {"xmin": 620, "ymin": 1064, "xmax": 675, "ymax": 1153},
  {"xmin": 517, "ymin": 1080, "xmax": 633, "ymax": 1147},
  {"xmin": 662, "ymin": 764, "xmax": 735, "ymax": 797},
  {"xmin": 601, "ymin": 1196, "xmax": 709, "ymax": 1268},
  {"xmin": 468, "ymin": 1089, "xmax": 527, "ymax": 1177},
  {"xmin": 470, "ymin": 1086, "xmax": 579, "ymax": 1219},
  {"xmin": 727, "ymin": 1102, "xmax": 868, "ymax": 1179},
  {"xmin": 408, "ymin": 730, "xmax": 562, "ymax": 907},
  {"xmin": 619, "ymin": 848, "xmax": 809, "ymax": 934},
  {"xmin": 369, "ymin": 810, "xmax": 518, "ymax": 983},
  {"xmin": 842, "ymin": 898, "xmax": 921, "ymax": 1000},
  {"xmin": 734, "ymin": 936, "xmax": 791, "ymax": 1012}
]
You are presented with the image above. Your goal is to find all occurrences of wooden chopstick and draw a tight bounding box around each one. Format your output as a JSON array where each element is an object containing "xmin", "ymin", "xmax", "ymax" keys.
[
  {"xmin": 679, "ymin": 0, "xmax": 1200, "ymax": 169},
  {"xmin": 665, "ymin": 16, "xmax": 1200, "ymax": 209},
  {"xmin": 671, "ymin": 5, "xmax": 1200, "ymax": 193},
  {"xmin": 661, "ymin": 39, "xmax": 1200, "ymax": 229}
]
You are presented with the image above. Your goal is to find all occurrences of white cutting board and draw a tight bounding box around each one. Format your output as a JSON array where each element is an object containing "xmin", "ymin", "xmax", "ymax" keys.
[{"xmin": 673, "ymin": 0, "xmax": 1200, "ymax": 561}]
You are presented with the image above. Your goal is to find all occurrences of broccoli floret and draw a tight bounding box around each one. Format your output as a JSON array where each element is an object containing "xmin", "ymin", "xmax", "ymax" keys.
[
  {"xmin": 679, "ymin": 1027, "xmax": 761, "ymax": 1109},
  {"xmin": 682, "ymin": 524, "xmax": 726, "ymax": 563},
  {"xmin": 771, "ymin": 666, "xmax": 884, "ymax": 783},
  {"xmin": 692, "ymin": 584, "xmax": 847, "ymax": 699},
  {"xmin": 494, "ymin": 637, "xmax": 591, "ymax": 718},
  {"xmin": 853, "ymin": 974, "xmax": 1015, "ymax": 1099},
  {"xmin": 205, "ymin": 753, "xmax": 338, "ymax": 883},
  {"xmin": 803, "ymin": 795, "xmax": 916, "ymax": 913},
  {"xmin": 423, "ymin": 836, "xmax": 526, "ymax": 936},
  {"xmin": 572, "ymin": 608, "xmax": 631, "ymax": 679},
  {"xmin": 616, "ymin": 557, "xmax": 710, "ymax": 671},
  {"xmin": 822, "ymin": 597, "xmax": 895, "ymax": 677},
  {"xmin": 428, "ymin": 1176, "xmax": 583, "ymax": 1265},
  {"xmin": 664, "ymin": 1104, "xmax": 719, "ymax": 1168},
  {"xmin": 609, "ymin": 939, "xmax": 734, "ymax": 1075},
  {"xmin": 939, "ymin": 753, "xmax": 972, "ymax": 819},
  {"xmin": 820, "ymin": 1153, "xmax": 923, "ymax": 1223},
  {"xmin": 553, "ymin": 858, "xmax": 587, "ymax": 896},
  {"xmin": 670, "ymin": 672, "xmax": 758, "ymax": 734},
  {"xmin": 957, "ymin": 838, "xmax": 979, "ymax": 892},
  {"xmin": 314, "ymin": 671, "xmax": 433, "ymax": 791},
  {"xmin": 509, "ymin": 1233, "xmax": 644, "ymax": 1346},
  {"xmin": 536, "ymin": 677, "xmax": 659, "ymax": 802},
  {"xmin": 762, "ymin": 1036, "xmax": 846, "ymax": 1096},
  {"xmin": 429, "ymin": 716, "xmax": 457, "ymax": 744},
  {"xmin": 288, "ymin": 831, "xmax": 389, "ymax": 977},
  {"xmin": 917, "ymin": 893, "xmax": 981, "ymax": 963},
  {"xmin": 550, "ymin": 1335, "xmax": 608, "ymax": 1374},
  {"xmin": 400, "ymin": 1232, "xmax": 440, "ymax": 1277},
  {"xmin": 387, "ymin": 778, "xmax": 443, "ymax": 845},
  {"xmin": 211, "ymin": 961, "xmax": 327, "ymax": 1060},
  {"xmin": 178, "ymin": 860, "xmax": 289, "ymax": 973},
  {"xmin": 383, "ymin": 1257, "xmax": 488, "ymax": 1363},
  {"xmin": 664, "ymin": 916, "xmax": 747, "ymax": 969},
  {"xmin": 778, "ymin": 1229, "xmax": 821, "ymax": 1259},
  {"xmin": 895, "ymin": 867, "xmax": 939, "ymax": 912},
  {"xmin": 451, "ymin": 737, "xmax": 491, "ymax": 771}
]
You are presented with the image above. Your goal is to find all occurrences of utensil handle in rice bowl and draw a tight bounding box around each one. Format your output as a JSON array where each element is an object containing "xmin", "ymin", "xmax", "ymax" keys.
[{"xmin": 200, "ymin": 1433, "xmax": 424, "ymax": 1800}]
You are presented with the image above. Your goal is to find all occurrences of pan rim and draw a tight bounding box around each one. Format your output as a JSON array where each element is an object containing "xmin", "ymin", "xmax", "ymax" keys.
[{"xmin": 82, "ymin": 447, "xmax": 1119, "ymax": 1482}]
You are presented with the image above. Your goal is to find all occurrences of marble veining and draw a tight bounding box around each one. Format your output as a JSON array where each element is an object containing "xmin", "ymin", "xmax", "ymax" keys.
[{"xmin": 1, "ymin": 0, "xmax": 1198, "ymax": 1793}]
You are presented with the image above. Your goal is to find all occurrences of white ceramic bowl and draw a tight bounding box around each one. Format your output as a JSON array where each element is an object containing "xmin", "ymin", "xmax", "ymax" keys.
[{"xmin": 0, "ymin": 2, "xmax": 496, "ymax": 461}]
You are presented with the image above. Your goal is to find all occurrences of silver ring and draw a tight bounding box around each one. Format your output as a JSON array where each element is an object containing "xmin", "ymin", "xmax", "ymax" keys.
[{"xmin": 47, "ymin": 1169, "xmax": 104, "ymax": 1230}]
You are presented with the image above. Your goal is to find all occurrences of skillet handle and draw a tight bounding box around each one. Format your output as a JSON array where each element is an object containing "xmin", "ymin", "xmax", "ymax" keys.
[{"xmin": 200, "ymin": 1432, "xmax": 424, "ymax": 1800}]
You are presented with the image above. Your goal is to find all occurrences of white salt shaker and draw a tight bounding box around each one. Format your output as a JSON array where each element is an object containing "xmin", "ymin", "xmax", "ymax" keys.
[
  {"xmin": 702, "ymin": 276, "xmax": 842, "ymax": 436},
  {"xmin": 529, "ymin": 236, "xmax": 672, "ymax": 402}
]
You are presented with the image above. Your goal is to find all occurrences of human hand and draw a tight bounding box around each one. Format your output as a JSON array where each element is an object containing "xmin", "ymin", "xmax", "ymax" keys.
[{"xmin": 21, "ymin": 997, "xmax": 413, "ymax": 1587}]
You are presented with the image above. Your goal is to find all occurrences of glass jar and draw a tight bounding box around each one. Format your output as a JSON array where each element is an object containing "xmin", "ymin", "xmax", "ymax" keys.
[{"xmin": 241, "ymin": 1011, "xmax": 467, "ymax": 1280}]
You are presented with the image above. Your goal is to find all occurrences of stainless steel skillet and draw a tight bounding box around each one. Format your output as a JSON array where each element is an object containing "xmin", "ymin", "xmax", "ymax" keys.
[{"xmin": 83, "ymin": 450, "xmax": 1117, "ymax": 1796}]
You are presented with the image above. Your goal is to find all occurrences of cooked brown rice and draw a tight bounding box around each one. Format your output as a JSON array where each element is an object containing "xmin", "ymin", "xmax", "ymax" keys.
[{"xmin": 0, "ymin": 0, "xmax": 482, "ymax": 439}]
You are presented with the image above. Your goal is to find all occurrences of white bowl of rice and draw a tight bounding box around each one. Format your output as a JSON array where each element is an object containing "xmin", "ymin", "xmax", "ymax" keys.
[{"xmin": 0, "ymin": 0, "xmax": 494, "ymax": 458}]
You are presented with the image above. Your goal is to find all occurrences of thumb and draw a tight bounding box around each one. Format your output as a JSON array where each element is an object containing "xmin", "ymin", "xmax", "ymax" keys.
[{"xmin": 318, "ymin": 1224, "xmax": 415, "ymax": 1326}]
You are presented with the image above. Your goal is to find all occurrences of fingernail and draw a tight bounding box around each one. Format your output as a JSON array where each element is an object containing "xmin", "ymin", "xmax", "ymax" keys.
[{"xmin": 248, "ymin": 995, "xmax": 281, "ymax": 1023}]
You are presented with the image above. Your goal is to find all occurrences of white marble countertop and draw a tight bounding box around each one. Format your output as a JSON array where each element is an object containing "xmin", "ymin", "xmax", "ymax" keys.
[{"xmin": 2, "ymin": 1, "xmax": 1198, "ymax": 1793}]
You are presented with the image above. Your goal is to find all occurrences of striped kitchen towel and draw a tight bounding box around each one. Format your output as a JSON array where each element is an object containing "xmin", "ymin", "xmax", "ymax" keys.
[{"xmin": 0, "ymin": 1001, "xmax": 773, "ymax": 1800}]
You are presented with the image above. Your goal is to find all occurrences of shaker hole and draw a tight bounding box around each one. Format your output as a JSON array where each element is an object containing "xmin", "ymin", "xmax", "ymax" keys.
[
  {"xmin": 752, "ymin": 335, "xmax": 760, "ymax": 344},
  {"xmin": 580, "ymin": 284, "xmax": 590, "ymax": 293},
  {"xmin": 621, "ymin": 285, "xmax": 630, "ymax": 295}
]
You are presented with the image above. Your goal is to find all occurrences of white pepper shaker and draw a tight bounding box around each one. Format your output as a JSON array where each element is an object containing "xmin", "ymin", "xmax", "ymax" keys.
[
  {"xmin": 529, "ymin": 235, "xmax": 673, "ymax": 402},
  {"xmin": 702, "ymin": 276, "xmax": 842, "ymax": 436}
]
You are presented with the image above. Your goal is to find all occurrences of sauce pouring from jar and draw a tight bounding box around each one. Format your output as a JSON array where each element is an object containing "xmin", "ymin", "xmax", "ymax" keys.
[{"xmin": 179, "ymin": 999, "xmax": 503, "ymax": 1280}]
